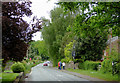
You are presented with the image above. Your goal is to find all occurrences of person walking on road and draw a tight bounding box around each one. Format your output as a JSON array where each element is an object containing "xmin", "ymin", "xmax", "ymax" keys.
[
  {"xmin": 60, "ymin": 61, "xmax": 62, "ymax": 70},
  {"xmin": 58, "ymin": 61, "xmax": 60, "ymax": 69},
  {"xmin": 62, "ymin": 62, "xmax": 65, "ymax": 70}
]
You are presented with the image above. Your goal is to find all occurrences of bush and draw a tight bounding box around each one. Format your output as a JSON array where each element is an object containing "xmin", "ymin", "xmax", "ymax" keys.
[
  {"xmin": 26, "ymin": 59, "xmax": 30, "ymax": 63},
  {"xmin": 101, "ymin": 59, "xmax": 120, "ymax": 75},
  {"xmin": 11, "ymin": 62, "xmax": 25, "ymax": 73},
  {"xmin": 84, "ymin": 61, "xmax": 101, "ymax": 71},
  {"xmin": 78, "ymin": 62, "xmax": 84, "ymax": 69},
  {"xmin": 117, "ymin": 63, "xmax": 120, "ymax": 75},
  {"xmin": 113, "ymin": 62, "xmax": 120, "ymax": 75},
  {"xmin": 101, "ymin": 59, "xmax": 112, "ymax": 73},
  {"xmin": 22, "ymin": 62, "xmax": 31, "ymax": 74}
]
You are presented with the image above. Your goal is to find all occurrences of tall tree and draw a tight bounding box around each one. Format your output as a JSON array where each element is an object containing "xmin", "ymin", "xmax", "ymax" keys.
[
  {"xmin": 2, "ymin": 0, "xmax": 41, "ymax": 69},
  {"xmin": 42, "ymin": 7, "xmax": 74, "ymax": 66},
  {"xmin": 58, "ymin": 2, "xmax": 115, "ymax": 61},
  {"xmin": 58, "ymin": 2, "xmax": 120, "ymax": 36}
]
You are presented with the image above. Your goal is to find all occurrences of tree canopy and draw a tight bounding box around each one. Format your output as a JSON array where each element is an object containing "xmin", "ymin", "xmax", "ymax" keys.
[
  {"xmin": 42, "ymin": 7, "xmax": 75, "ymax": 66},
  {"xmin": 2, "ymin": 1, "xmax": 41, "ymax": 65},
  {"xmin": 41, "ymin": 2, "xmax": 119, "ymax": 65}
]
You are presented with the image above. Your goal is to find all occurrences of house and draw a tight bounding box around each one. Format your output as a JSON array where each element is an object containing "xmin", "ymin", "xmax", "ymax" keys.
[{"xmin": 102, "ymin": 36, "xmax": 119, "ymax": 60}]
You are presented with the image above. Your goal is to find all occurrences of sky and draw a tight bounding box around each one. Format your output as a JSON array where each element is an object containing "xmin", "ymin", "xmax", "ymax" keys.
[{"xmin": 23, "ymin": 0, "xmax": 58, "ymax": 41}]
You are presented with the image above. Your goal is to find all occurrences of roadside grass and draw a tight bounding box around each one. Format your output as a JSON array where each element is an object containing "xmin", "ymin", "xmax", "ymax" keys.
[
  {"xmin": 4, "ymin": 70, "xmax": 13, "ymax": 73},
  {"xmin": 67, "ymin": 68, "xmax": 118, "ymax": 81},
  {"xmin": 0, "ymin": 70, "xmax": 19, "ymax": 83},
  {"xmin": 2, "ymin": 73, "xmax": 19, "ymax": 83},
  {"xmin": 24, "ymin": 65, "xmax": 31, "ymax": 74},
  {"xmin": 0, "ymin": 73, "xmax": 2, "ymax": 82}
]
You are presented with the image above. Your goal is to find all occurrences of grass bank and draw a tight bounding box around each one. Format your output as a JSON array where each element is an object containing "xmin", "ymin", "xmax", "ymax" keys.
[
  {"xmin": 2, "ymin": 72, "xmax": 19, "ymax": 83},
  {"xmin": 67, "ymin": 68, "xmax": 118, "ymax": 81}
]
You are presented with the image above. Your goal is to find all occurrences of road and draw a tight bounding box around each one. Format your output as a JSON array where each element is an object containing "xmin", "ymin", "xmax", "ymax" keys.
[{"xmin": 25, "ymin": 63, "xmax": 92, "ymax": 82}]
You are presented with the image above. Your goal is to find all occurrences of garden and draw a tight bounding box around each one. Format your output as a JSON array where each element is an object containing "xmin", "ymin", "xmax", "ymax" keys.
[
  {"xmin": 1, "ymin": 1, "xmax": 120, "ymax": 82},
  {"xmin": 66, "ymin": 44, "xmax": 120, "ymax": 81},
  {"xmin": 1, "ymin": 58, "xmax": 43, "ymax": 83}
]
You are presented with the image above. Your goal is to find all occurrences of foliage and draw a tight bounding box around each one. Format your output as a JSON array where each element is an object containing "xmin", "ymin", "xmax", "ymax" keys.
[
  {"xmin": 101, "ymin": 58, "xmax": 119, "ymax": 75},
  {"xmin": 84, "ymin": 61, "xmax": 101, "ymax": 71},
  {"xmin": 74, "ymin": 32, "xmax": 107, "ymax": 62},
  {"xmin": 67, "ymin": 68, "xmax": 118, "ymax": 81},
  {"xmin": 112, "ymin": 62, "xmax": 120, "ymax": 75},
  {"xmin": 22, "ymin": 60, "xmax": 31, "ymax": 74},
  {"xmin": 102, "ymin": 47, "xmax": 119, "ymax": 75},
  {"xmin": 2, "ymin": 73, "xmax": 19, "ymax": 83},
  {"xmin": 42, "ymin": 7, "xmax": 75, "ymax": 66},
  {"xmin": 61, "ymin": 58, "xmax": 67, "ymax": 63},
  {"xmin": 2, "ymin": 1, "xmax": 42, "ymax": 68},
  {"xmin": 41, "ymin": 2, "xmax": 119, "ymax": 67},
  {"xmin": 107, "ymin": 47, "xmax": 118, "ymax": 62},
  {"xmin": 64, "ymin": 41, "xmax": 75, "ymax": 63},
  {"xmin": 11, "ymin": 62, "xmax": 25, "ymax": 73},
  {"xmin": 58, "ymin": 2, "xmax": 109, "ymax": 62},
  {"xmin": 78, "ymin": 62, "xmax": 84, "ymax": 70},
  {"xmin": 58, "ymin": 2, "xmax": 120, "ymax": 36},
  {"xmin": 59, "ymin": 31, "xmax": 75, "ymax": 59},
  {"xmin": 27, "ymin": 44, "xmax": 38, "ymax": 59},
  {"xmin": 28, "ymin": 41, "xmax": 49, "ymax": 61},
  {"xmin": 101, "ymin": 59, "xmax": 112, "ymax": 73}
]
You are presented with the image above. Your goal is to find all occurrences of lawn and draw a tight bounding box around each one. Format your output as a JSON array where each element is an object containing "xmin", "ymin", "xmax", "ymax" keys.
[
  {"xmin": 2, "ymin": 73, "xmax": 19, "ymax": 83},
  {"xmin": 0, "ymin": 73, "xmax": 2, "ymax": 82},
  {"xmin": 67, "ymin": 68, "xmax": 118, "ymax": 81},
  {"xmin": 4, "ymin": 70, "xmax": 13, "ymax": 73},
  {"xmin": 1, "ymin": 70, "xmax": 19, "ymax": 83}
]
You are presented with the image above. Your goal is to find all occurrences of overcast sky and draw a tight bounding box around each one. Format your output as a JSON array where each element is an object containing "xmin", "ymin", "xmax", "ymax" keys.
[{"xmin": 23, "ymin": 0, "xmax": 58, "ymax": 41}]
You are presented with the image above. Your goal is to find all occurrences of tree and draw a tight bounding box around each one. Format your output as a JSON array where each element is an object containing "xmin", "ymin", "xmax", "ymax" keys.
[
  {"xmin": 42, "ymin": 7, "xmax": 74, "ymax": 66},
  {"xmin": 63, "ymin": 41, "xmax": 75, "ymax": 63},
  {"xmin": 58, "ymin": 2, "xmax": 112, "ymax": 61},
  {"xmin": 59, "ymin": 31, "xmax": 75, "ymax": 59},
  {"xmin": 29, "ymin": 41, "xmax": 49, "ymax": 61},
  {"xmin": 2, "ymin": 1, "xmax": 41, "ymax": 69},
  {"xmin": 58, "ymin": 2, "xmax": 120, "ymax": 36}
]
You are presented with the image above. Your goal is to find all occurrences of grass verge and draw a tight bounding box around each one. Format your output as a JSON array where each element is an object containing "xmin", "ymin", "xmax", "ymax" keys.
[
  {"xmin": 2, "ymin": 73, "xmax": 19, "ymax": 83},
  {"xmin": 0, "ymin": 73, "xmax": 2, "ymax": 82},
  {"xmin": 67, "ymin": 68, "xmax": 118, "ymax": 81}
]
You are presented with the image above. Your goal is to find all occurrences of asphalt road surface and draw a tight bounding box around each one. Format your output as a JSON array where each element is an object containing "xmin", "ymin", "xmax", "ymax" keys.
[{"xmin": 25, "ymin": 63, "xmax": 92, "ymax": 82}]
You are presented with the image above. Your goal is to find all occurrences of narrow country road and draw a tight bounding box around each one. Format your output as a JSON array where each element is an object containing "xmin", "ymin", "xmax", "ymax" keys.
[{"xmin": 25, "ymin": 63, "xmax": 93, "ymax": 82}]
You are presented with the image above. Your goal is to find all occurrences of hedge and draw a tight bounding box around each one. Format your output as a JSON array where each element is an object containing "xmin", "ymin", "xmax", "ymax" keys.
[
  {"xmin": 11, "ymin": 62, "xmax": 25, "ymax": 73},
  {"xmin": 84, "ymin": 61, "xmax": 101, "ymax": 71},
  {"xmin": 78, "ymin": 62, "xmax": 84, "ymax": 69},
  {"xmin": 101, "ymin": 59, "xmax": 120, "ymax": 75}
]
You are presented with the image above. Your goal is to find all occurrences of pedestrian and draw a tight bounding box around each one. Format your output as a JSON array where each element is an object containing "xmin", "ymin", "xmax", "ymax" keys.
[
  {"xmin": 62, "ymin": 62, "xmax": 65, "ymax": 70},
  {"xmin": 58, "ymin": 61, "xmax": 60, "ymax": 69},
  {"xmin": 60, "ymin": 61, "xmax": 62, "ymax": 70}
]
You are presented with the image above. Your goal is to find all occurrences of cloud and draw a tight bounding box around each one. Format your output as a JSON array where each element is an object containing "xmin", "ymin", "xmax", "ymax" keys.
[
  {"xmin": 32, "ymin": 31, "xmax": 43, "ymax": 41},
  {"xmin": 23, "ymin": 0, "xmax": 58, "ymax": 41}
]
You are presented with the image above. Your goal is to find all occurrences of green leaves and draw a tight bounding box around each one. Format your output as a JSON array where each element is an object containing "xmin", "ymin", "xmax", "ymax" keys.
[
  {"xmin": 42, "ymin": 7, "xmax": 75, "ymax": 65},
  {"xmin": 28, "ymin": 41, "xmax": 49, "ymax": 61}
]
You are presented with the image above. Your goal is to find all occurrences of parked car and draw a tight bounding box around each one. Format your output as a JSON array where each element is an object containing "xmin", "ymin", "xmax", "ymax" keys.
[
  {"xmin": 43, "ymin": 62, "xmax": 48, "ymax": 66},
  {"xmin": 46, "ymin": 61, "xmax": 50, "ymax": 64}
]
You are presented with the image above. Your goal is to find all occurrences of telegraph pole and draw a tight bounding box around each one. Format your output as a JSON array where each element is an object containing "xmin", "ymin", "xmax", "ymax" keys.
[{"xmin": 109, "ymin": 28, "xmax": 112, "ymax": 56}]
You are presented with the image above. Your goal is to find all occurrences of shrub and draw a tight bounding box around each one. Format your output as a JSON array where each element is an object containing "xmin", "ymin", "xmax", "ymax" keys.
[
  {"xmin": 22, "ymin": 62, "xmax": 31, "ymax": 74},
  {"xmin": 26, "ymin": 59, "xmax": 30, "ymax": 63},
  {"xmin": 84, "ymin": 61, "xmax": 101, "ymax": 71},
  {"xmin": 101, "ymin": 59, "xmax": 120, "ymax": 75},
  {"xmin": 11, "ymin": 62, "xmax": 25, "ymax": 73},
  {"xmin": 78, "ymin": 62, "xmax": 84, "ymax": 69},
  {"xmin": 113, "ymin": 62, "xmax": 120, "ymax": 75},
  {"xmin": 101, "ymin": 59, "xmax": 112, "ymax": 73},
  {"xmin": 117, "ymin": 63, "xmax": 120, "ymax": 75}
]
